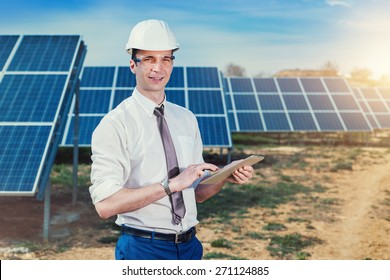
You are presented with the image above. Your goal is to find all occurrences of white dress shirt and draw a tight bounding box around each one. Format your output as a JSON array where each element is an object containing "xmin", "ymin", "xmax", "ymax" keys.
[{"xmin": 89, "ymin": 88, "xmax": 204, "ymax": 233}]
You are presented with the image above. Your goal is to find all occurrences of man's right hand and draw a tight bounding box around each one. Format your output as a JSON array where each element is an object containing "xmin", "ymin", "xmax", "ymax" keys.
[{"xmin": 169, "ymin": 163, "xmax": 219, "ymax": 192}]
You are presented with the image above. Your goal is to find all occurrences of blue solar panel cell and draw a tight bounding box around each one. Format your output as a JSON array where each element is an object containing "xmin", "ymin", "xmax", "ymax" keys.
[
  {"xmin": 257, "ymin": 94, "xmax": 284, "ymax": 110},
  {"xmin": 324, "ymin": 78, "xmax": 350, "ymax": 93},
  {"xmin": 340, "ymin": 113, "xmax": 370, "ymax": 131},
  {"xmin": 188, "ymin": 90, "xmax": 224, "ymax": 114},
  {"xmin": 228, "ymin": 112, "xmax": 237, "ymax": 131},
  {"xmin": 300, "ymin": 78, "xmax": 326, "ymax": 92},
  {"xmin": 331, "ymin": 95, "xmax": 360, "ymax": 110},
  {"xmin": 113, "ymin": 89, "xmax": 132, "ymax": 108},
  {"xmin": 277, "ymin": 78, "xmax": 302, "ymax": 93},
  {"xmin": 8, "ymin": 35, "xmax": 80, "ymax": 72},
  {"xmin": 0, "ymin": 125, "xmax": 51, "ymax": 193},
  {"xmin": 366, "ymin": 101, "xmax": 389, "ymax": 113},
  {"xmin": 65, "ymin": 116, "xmax": 103, "ymax": 146},
  {"xmin": 187, "ymin": 67, "xmax": 220, "ymax": 88},
  {"xmin": 233, "ymin": 94, "xmax": 259, "ymax": 110},
  {"xmin": 79, "ymin": 90, "xmax": 111, "ymax": 114},
  {"xmin": 0, "ymin": 35, "xmax": 19, "ymax": 71},
  {"xmin": 253, "ymin": 78, "xmax": 278, "ymax": 93},
  {"xmin": 360, "ymin": 88, "xmax": 379, "ymax": 99},
  {"xmin": 236, "ymin": 112, "xmax": 264, "ymax": 131},
  {"xmin": 165, "ymin": 89, "xmax": 185, "ymax": 107},
  {"xmin": 0, "ymin": 74, "xmax": 68, "ymax": 122},
  {"xmin": 166, "ymin": 67, "xmax": 184, "ymax": 88},
  {"xmin": 116, "ymin": 66, "xmax": 136, "ymax": 87},
  {"xmin": 283, "ymin": 95, "xmax": 309, "ymax": 110},
  {"xmin": 230, "ymin": 78, "xmax": 253, "ymax": 92},
  {"xmin": 196, "ymin": 116, "xmax": 230, "ymax": 146},
  {"xmin": 306, "ymin": 95, "xmax": 334, "ymax": 110},
  {"xmin": 81, "ymin": 67, "xmax": 115, "ymax": 87},
  {"xmin": 314, "ymin": 113, "xmax": 344, "ymax": 131},
  {"xmin": 263, "ymin": 113, "xmax": 290, "ymax": 131},
  {"xmin": 289, "ymin": 113, "xmax": 317, "ymax": 131}
]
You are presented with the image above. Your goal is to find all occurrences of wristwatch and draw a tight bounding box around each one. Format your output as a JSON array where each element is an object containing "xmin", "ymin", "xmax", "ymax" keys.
[{"xmin": 160, "ymin": 178, "xmax": 172, "ymax": 196}]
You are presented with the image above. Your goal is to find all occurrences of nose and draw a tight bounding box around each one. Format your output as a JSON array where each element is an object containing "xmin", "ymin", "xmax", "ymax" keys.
[{"xmin": 151, "ymin": 61, "xmax": 163, "ymax": 71}]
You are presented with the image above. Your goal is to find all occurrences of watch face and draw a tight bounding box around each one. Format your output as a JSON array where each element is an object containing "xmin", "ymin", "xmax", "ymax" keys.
[{"xmin": 161, "ymin": 178, "xmax": 168, "ymax": 186}]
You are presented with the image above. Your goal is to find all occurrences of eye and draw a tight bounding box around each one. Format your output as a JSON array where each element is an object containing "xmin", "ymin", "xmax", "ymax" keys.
[{"xmin": 142, "ymin": 56, "xmax": 154, "ymax": 63}]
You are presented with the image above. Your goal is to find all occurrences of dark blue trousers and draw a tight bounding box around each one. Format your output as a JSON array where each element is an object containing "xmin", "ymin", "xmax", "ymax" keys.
[{"xmin": 115, "ymin": 231, "xmax": 203, "ymax": 260}]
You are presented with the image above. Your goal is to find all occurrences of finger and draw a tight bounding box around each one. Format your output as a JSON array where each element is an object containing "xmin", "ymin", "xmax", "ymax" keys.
[
  {"xmin": 197, "ymin": 162, "xmax": 219, "ymax": 172},
  {"xmin": 238, "ymin": 166, "xmax": 254, "ymax": 178}
]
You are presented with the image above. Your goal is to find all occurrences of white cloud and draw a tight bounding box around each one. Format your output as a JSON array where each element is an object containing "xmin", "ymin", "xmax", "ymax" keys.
[{"xmin": 326, "ymin": 0, "xmax": 353, "ymax": 7}]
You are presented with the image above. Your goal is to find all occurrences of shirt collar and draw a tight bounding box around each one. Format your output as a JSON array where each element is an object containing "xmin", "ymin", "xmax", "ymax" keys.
[{"xmin": 133, "ymin": 88, "xmax": 167, "ymax": 118}]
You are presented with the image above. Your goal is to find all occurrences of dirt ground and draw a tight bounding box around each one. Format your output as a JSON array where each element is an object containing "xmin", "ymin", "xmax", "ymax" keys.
[{"xmin": 0, "ymin": 145, "xmax": 389, "ymax": 260}]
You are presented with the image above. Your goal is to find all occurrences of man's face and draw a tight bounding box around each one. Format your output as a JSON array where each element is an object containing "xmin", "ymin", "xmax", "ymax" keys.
[{"xmin": 130, "ymin": 50, "xmax": 174, "ymax": 98}]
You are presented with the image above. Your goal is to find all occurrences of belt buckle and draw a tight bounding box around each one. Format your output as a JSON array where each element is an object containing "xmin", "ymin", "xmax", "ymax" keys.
[{"xmin": 174, "ymin": 233, "xmax": 180, "ymax": 243}]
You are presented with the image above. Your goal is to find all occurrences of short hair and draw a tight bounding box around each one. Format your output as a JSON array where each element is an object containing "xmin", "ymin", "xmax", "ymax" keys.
[{"xmin": 131, "ymin": 49, "xmax": 139, "ymax": 62}]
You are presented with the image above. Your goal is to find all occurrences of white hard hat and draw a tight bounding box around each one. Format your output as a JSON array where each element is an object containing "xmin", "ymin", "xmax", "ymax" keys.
[{"xmin": 125, "ymin": 19, "xmax": 179, "ymax": 55}]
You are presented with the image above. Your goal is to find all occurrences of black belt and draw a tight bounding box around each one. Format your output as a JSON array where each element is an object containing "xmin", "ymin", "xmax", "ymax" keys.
[{"xmin": 121, "ymin": 226, "xmax": 196, "ymax": 244}]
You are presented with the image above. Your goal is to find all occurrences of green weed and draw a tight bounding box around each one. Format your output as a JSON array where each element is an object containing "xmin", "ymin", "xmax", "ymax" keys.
[{"xmin": 211, "ymin": 238, "xmax": 234, "ymax": 249}]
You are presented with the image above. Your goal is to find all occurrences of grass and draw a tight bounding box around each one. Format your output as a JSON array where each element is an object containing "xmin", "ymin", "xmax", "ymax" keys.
[
  {"xmin": 246, "ymin": 231, "xmax": 267, "ymax": 240},
  {"xmin": 210, "ymin": 238, "xmax": 234, "ymax": 249},
  {"xmin": 330, "ymin": 160, "xmax": 353, "ymax": 172},
  {"xmin": 198, "ymin": 182, "xmax": 314, "ymax": 222},
  {"xmin": 203, "ymin": 252, "xmax": 247, "ymax": 260},
  {"xmin": 266, "ymin": 233, "xmax": 320, "ymax": 259},
  {"xmin": 263, "ymin": 222, "xmax": 287, "ymax": 231}
]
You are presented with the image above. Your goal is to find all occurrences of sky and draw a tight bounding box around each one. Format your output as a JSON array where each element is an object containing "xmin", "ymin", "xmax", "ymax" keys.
[{"xmin": 1, "ymin": 0, "xmax": 389, "ymax": 79}]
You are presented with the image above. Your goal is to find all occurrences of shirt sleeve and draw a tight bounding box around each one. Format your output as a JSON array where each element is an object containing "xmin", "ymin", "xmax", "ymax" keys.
[{"xmin": 89, "ymin": 116, "xmax": 130, "ymax": 204}]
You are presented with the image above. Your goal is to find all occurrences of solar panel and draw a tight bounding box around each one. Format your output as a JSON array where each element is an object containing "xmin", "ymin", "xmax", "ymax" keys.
[
  {"xmin": 354, "ymin": 87, "xmax": 390, "ymax": 129},
  {"xmin": 225, "ymin": 77, "xmax": 372, "ymax": 132},
  {"xmin": 0, "ymin": 35, "xmax": 86, "ymax": 196},
  {"xmin": 61, "ymin": 66, "xmax": 232, "ymax": 148}
]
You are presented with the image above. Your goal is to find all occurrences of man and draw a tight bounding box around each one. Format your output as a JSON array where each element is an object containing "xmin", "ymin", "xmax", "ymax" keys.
[{"xmin": 89, "ymin": 19, "xmax": 254, "ymax": 260}]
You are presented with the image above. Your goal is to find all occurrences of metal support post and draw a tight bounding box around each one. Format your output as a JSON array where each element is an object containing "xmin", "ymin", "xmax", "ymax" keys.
[
  {"xmin": 43, "ymin": 180, "xmax": 51, "ymax": 243},
  {"xmin": 72, "ymin": 81, "xmax": 80, "ymax": 206}
]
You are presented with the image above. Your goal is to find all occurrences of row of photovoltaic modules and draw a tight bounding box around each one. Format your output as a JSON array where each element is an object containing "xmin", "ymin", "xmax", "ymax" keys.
[
  {"xmin": 61, "ymin": 66, "xmax": 232, "ymax": 148},
  {"xmin": 223, "ymin": 77, "xmax": 375, "ymax": 132},
  {"xmin": 61, "ymin": 69, "xmax": 390, "ymax": 152},
  {"xmin": 0, "ymin": 35, "xmax": 86, "ymax": 196}
]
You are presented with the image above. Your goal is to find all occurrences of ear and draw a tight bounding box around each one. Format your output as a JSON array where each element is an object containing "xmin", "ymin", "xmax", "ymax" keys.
[{"xmin": 129, "ymin": 60, "xmax": 136, "ymax": 74}]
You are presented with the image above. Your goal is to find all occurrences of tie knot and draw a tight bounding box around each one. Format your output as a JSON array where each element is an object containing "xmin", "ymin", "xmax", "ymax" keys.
[{"xmin": 154, "ymin": 106, "xmax": 164, "ymax": 117}]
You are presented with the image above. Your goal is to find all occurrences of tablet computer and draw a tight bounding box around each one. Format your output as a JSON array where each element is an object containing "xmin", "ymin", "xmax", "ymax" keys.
[{"xmin": 201, "ymin": 154, "xmax": 264, "ymax": 184}]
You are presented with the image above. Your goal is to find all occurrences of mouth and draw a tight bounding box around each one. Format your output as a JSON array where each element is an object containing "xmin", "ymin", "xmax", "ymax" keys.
[{"xmin": 149, "ymin": 76, "xmax": 164, "ymax": 81}]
